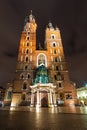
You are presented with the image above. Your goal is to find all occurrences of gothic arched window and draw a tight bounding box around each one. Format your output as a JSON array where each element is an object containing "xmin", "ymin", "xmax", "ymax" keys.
[
  {"xmin": 20, "ymin": 73, "xmax": 24, "ymax": 79},
  {"xmin": 23, "ymin": 82, "xmax": 27, "ymax": 90},
  {"xmin": 25, "ymin": 65, "xmax": 28, "ymax": 70},
  {"xmin": 26, "ymin": 49, "xmax": 29, "ymax": 54},
  {"xmin": 25, "ymin": 56, "xmax": 28, "ymax": 62},
  {"xmin": 37, "ymin": 53, "xmax": 47, "ymax": 67}
]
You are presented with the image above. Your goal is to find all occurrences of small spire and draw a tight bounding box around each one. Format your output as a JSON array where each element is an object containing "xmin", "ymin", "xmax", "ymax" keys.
[
  {"xmin": 48, "ymin": 22, "xmax": 53, "ymax": 28},
  {"xmin": 30, "ymin": 10, "xmax": 32, "ymax": 15}
]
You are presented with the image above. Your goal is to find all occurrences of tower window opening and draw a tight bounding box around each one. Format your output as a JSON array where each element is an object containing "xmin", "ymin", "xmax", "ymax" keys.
[
  {"xmin": 51, "ymin": 34, "xmax": 55, "ymax": 39},
  {"xmin": 27, "ymin": 36, "xmax": 30, "ymax": 40},
  {"xmin": 26, "ymin": 42, "xmax": 29, "ymax": 46},
  {"xmin": 23, "ymin": 82, "xmax": 27, "ymax": 90},
  {"xmin": 25, "ymin": 65, "xmax": 28, "ymax": 70},
  {"xmin": 27, "ymin": 74, "xmax": 30, "ymax": 79},
  {"xmin": 56, "ymin": 66, "xmax": 59, "ymax": 70},
  {"xmin": 37, "ymin": 54, "xmax": 46, "ymax": 66},
  {"xmin": 28, "ymin": 31, "xmax": 30, "ymax": 35},
  {"xmin": 25, "ymin": 56, "xmax": 28, "ymax": 62},
  {"xmin": 55, "ymin": 57, "xmax": 57, "ymax": 62},
  {"xmin": 60, "ymin": 93, "xmax": 64, "ymax": 99},
  {"xmin": 58, "ymin": 83, "xmax": 62, "ymax": 87},
  {"xmin": 53, "ymin": 43, "xmax": 56, "ymax": 47},
  {"xmin": 54, "ymin": 75, "xmax": 57, "ymax": 80},
  {"xmin": 26, "ymin": 49, "xmax": 29, "ymax": 54}
]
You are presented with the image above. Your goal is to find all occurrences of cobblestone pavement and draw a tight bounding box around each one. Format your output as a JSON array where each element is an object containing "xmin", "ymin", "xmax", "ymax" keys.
[{"xmin": 0, "ymin": 107, "xmax": 87, "ymax": 130}]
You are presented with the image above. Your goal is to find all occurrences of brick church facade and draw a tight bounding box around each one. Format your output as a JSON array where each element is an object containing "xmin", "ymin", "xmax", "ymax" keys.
[{"xmin": 5, "ymin": 11, "xmax": 77, "ymax": 107}]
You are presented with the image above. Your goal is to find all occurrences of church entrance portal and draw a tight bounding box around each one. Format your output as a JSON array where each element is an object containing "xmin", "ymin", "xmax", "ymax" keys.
[{"xmin": 41, "ymin": 92, "xmax": 48, "ymax": 107}]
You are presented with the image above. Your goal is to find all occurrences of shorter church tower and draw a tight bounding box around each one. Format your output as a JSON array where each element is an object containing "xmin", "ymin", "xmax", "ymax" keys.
[{"xmin": 10, "ymin": 11, "xmax": 77, "ymax": 107}]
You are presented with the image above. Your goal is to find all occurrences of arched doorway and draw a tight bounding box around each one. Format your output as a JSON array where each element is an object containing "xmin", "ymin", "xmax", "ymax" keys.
[{"xmin": 41, "ymin": 91, "xmax": 48, "ymax": 107}]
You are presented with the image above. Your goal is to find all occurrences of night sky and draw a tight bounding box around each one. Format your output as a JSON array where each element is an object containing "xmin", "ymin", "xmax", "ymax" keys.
[{"xmin": 0, "ymin": 0, "xmax": 87, "ymax": 87}]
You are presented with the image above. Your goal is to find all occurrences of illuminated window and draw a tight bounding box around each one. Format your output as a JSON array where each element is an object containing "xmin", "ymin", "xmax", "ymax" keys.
[{"xmin": 37, "ymin": 53, "xmax": 47, "ymax": 67}]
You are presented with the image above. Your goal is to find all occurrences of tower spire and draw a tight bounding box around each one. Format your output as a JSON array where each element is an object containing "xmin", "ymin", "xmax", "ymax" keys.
[{"xmin": 30, "ymin": 10, "xmax": 32, "ymax": 14}]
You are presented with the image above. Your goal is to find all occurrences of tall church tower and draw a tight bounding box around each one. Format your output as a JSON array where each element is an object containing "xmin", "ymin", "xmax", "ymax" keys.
[
  {"xmin": 10, "ymin": 11, "xmax": 77, "ymax": 107},
  {"xmin": 11, "ymin": 11, "xmax": 37, "ymax": 106}
]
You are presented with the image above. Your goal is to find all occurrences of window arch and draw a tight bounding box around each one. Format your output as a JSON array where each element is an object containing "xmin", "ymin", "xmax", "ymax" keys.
[
  {"xmin": 20, "ymin": 73, "xmax": 24, "ymax": 79},
  {"xmin": 25, "ymin": 65, "xmax": 28, "ymax": 70},
  {"xmin": 26, "ymin": 36, "xmax": 30, "ymax": 40},
  {"xmin": 26, "ymin": 49, "xmax": 29, "ymax": 54},
  {"xmin": 23, "ymin": 82, "xmax": 27, "ymax": 90},
  {"xmin": 25, "ymin": 56, "xmax": 29, "ymax": 62},
  {"xmin": 26, "ymin": 73, "xmax": 30, "ymax": 79},
  {"xmin": 37, "ymin": 53, "xmax": 47, "ymax": 67},
  {"xmin": 53, "ymin": 43, "xmax": 56, "ymax": 47},
  {"xmin": 26, "ymin": 42, "xmax": 29, "ymax": 46},
  {"xmin": 51, "ymin": 34, "xmax": 55, "ymax": 39}
]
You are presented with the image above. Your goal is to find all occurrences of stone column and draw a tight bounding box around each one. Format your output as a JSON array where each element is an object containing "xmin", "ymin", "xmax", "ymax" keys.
[
  {"xmin": 50, "ymin": 90, "xmax": 53, "ymax": 105},
  {"xmin": 53, "ymin": 91, "xmax": 57, "ymax": 106},
  {"xmin": 36, "ymin": 89, "xmax": 40, "ymax": 107}
]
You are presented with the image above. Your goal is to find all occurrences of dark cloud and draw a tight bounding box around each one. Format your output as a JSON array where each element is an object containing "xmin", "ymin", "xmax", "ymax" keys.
[{"xmin": 0, "ymin": 0, "xmax": 87, "ymax": 87}]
